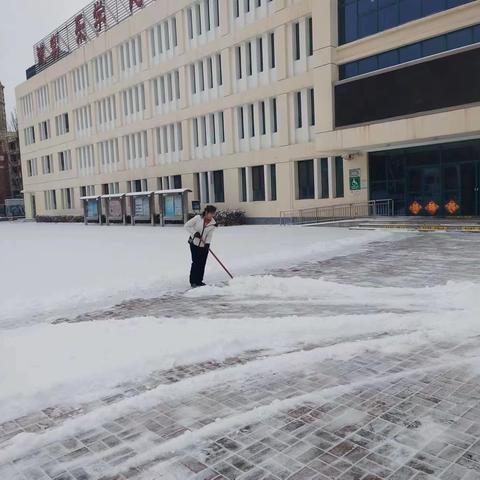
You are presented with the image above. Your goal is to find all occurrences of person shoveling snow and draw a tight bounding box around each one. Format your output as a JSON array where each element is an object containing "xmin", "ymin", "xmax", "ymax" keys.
[{"xmin": 185, "ymin": 205, "xmax": 218, "ymax": 288}]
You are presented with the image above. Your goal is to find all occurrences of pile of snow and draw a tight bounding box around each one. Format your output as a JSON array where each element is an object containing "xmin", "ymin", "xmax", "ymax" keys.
[{"xmin": 0, "ymin": 222, "xmax": 394, "ymax": 326}]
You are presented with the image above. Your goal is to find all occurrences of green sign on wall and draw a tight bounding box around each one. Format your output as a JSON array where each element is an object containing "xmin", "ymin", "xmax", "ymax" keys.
[{"xmin": 349, "ymin": 176, "xmax": 361, "ymax": 190}]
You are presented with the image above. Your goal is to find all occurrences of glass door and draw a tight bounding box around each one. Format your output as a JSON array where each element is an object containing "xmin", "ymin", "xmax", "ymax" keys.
[{"xmin": 459, "ymin": 162, "xmax": 478, "ymax": 216}]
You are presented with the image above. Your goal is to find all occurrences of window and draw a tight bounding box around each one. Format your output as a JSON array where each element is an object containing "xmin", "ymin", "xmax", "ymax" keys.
[
  {"xmin": 119, "ymin": 35, "xmax": 142, "ymax": 74},
  {"xmin": 210, "ymin": 114, "xmax": 216, "ymax": 144},
  {"xmin": 213, "ymin": 170, "xmax": 225, "ymax": 202},
  {"xmin": 334, "ymin": 156, "xmax": 345, "ymax": 198},
  {"xmin": 58, "ymin": 150, "xmax": 72, "ymax": 171},
  {"xmin": 271, "ymin": 97, "xmax": 278, "ymax": 133},
  {"xmin": 74, "ymin": 105, "xmax": 92, "ymax": 133},
  {"xmin": 270, "ymin": 164, "xmax": 277, "ymax": 201},
  {"xmin": 297, "ymin": 160, "xmax": 314, "ymax": 199},
  {"xmin": 306, "ymin": 17, "xmax": 313, "ymax": 56},
  {"xmin": 320, "ymin": 158, "xmax": 329, "ymax": 199},
  {"xmin": 247, "ymin": 42, "xmax": 253, "ymax": 75},
  {"xmin": 61, "ymin": 188, "xmax": 75, "ymax": 210},
  {"xmin": 38, "ymin": 120, "xmax": 51, "ymax": 141},
  {"xmin": 295, "ymin": 91, "xmax": 303, "ymax": 128},
  {"xmin": 53, "ymin": 75, "xmax": 68, "ymax": 104},
  {"xmin": 77, "ymin": 145, "xmax": 95, "ymax": 175},
  {"xmin": 193, "ymin": 118, "xmax": 199, "ymax": 147},
  {"xmin": 27, "ymin": 158, "xmax": 38, "ymax": 177},
  {"xmin": 238, "ymin": 106, "xmax": 245, "ymax": 139},
  {"xmin": 293, "ymin": 21, "xmax": 301, "ymax": 61},
  {"xmin": 219, "ymin": 111, "xmax": 225, "ymax": 143},
  {"xmin": 102, "ymin": 182, "xmax": 120, "ymax": 194},
  {"xmin": 308, "ymin": 88, "xmax": 315, "ymax": 126},
  {"xmin": 55, "ymin": 113, "xmax": 69, "ymax": 136},
  {"xmin": 41, "ymin": 155, "xmax": 53, "ymax": 175},
  {"xmin": 252, "ymin": 166, "xmax": 265, "ymax": 201},
  {"xmin": 202, "ymin": 116, "xmax": 208, "ymax": 145},
  {"xmin": 24, "ymin": 126, "xmax": 35, "ymax": 145},
  {"xmin": 208, "ymin": 57, "xmax": 214, "ymax": 88},
  {"xmin": 236, "ymin": 46, "xmax": 243, "ymax": 79},
  {"xmin": 124, "ymin": 131, "xmax": 148, "ymax": 167},
  {"xmin": 122, "ymin": 83, "xmax": 146, "ymax": 118},
  {"xmin": 98, "ymin": 139, "xmax": 120, "ymax": 171},
  {"xmin": 339, "ymin": 23, "xmax": 480, "ymax": 80},
  {"xmin": 217, "ymin": 53, "xmax": 223, "ymax": 85},
  {"xmin": 269, "ymin": 32, "xmax": 276, "ymax": 68},
  {"xmin": 338, "ymin": 0, "xmax": 475, "ymax": 45},
  {"xmin": 92, "ymin": 51, "xmax": 114, "ymax": 86},
  {"xmin": 35, "ymin": 85, "xmax": 50, "ymax": 112},
  {"xmin": 96, "ymin": 95, "xmax": 117, "ymax": 128},
  {"xmin": 260, "ymin": 101, "xmax": 266, "ymax": 135},
  {"xmin": 199, "ymin": 61, "xmax": 205, "ymax": 91},
  {"xmin": 240, "ymin": 167, "xmax": 247, "ymax": 201},
  {"xmin": 21, "ymin": 93, "xmax": 34, "ymax": 118},
  {"xmin": 44, "ymin": 190, "xmax": 57, "ymax": 210},
  {"xmin": 173, "ymin": 175, "xmax": 182, "ymax": 189},
  {"xmin": 128, "ymin": 179, "xmax": 148, "ymax": 193},
  {"xmin": 257, "ymin": 37, "xmax": 264, "ymax": 72},
  {"xmin": 72, "ymin": 64, "xmax": 89, "ymax": 95},
  {"xmin": 81, "ymin": 185, "xmax": 96, "ymax": 197},
  {"xmin": 249, "ymin": 104, "xmax": 255, "ymax": 137},
  {"xmin": 187, "ymin": 7, "xmax": 194, "ymax": 38}
]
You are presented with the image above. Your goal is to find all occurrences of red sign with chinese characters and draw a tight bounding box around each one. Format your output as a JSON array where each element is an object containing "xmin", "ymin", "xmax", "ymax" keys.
[
  {"xmin": 34, "ymin": 0, "xmax": 152, "ymax": 69},
  {"xmin": 129, "ymin": 0, "xmax": 143, "ymax": 12},
  {"xmin": 50, "ymin": 33, "xmax": 60, "ymax": 60},
  {"xmin": 75, "ymin": 14, "xmax": 87, "ymax": 45},
  {"xmin": 93, "ymin": 1, "xmax": 107, "ymax": 33},
  {"xmin": 36, "ymin": 44, "xmax": 46, "ymax": 65}
]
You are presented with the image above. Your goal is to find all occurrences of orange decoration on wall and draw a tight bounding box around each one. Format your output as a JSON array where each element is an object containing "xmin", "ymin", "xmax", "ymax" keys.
[
  {"xmin": 409, "ymin": 200, "xmax": 422, "ymax": 215},
  {"xmin": 425, "ymin": 200, "xmax": 439, "ymax": 215},
  {"xmin": 445, "ymin": 199, "xmax": 460, "ymax": 215}
]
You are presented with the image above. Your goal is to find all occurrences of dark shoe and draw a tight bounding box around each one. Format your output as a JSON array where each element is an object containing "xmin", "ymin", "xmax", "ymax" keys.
[
  {"xmin": 198, "ymin": 282, "xmax": 206, "ymax": 286},
  {"xmin": 190, "ymin": 283, "xmax": 198, "ymax": 288}
]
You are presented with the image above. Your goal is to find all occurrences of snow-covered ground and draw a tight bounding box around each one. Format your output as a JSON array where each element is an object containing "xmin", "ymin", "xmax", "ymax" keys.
[
  {"xmin": 4, "ymin": 222, "xmax": 480, "ymax": 479},
  {"xmin": 0, "ymin": 222, "xmax": 396, "ymax": 421},
  {"xmin": 0, "ymin": 222, "xmax": 393, "ymax": 327}
]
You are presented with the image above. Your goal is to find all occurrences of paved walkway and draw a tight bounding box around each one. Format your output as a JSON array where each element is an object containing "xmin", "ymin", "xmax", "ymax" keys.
[{"xmin": 2, "ymin": 233, "xmax": 480, "ymax": 480}]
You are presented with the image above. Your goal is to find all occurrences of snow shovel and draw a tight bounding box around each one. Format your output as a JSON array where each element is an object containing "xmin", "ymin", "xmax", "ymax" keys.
[{"xmin": 209, "ymin": 248, "xmax": 234, "ymax": 280}]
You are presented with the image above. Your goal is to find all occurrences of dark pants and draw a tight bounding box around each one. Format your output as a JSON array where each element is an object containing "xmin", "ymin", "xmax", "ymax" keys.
[{"xmin": 189, "ymin": 243, "xmax": 210, "ymax": 285}]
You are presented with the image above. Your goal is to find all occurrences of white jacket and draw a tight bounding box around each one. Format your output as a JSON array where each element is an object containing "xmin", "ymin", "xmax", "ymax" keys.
[{"xmin": 185, "ymin": 215, "xmax": 217, "ymax": 246}]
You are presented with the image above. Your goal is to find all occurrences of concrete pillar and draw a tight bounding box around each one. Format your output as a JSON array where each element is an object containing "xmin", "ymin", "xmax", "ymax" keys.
[
  {"xmin": 275, "ymin": 24, "xmax": 287, "ymax": 81},
  {"xmin": 328, "ymin": 156, "xmax": 334, "ymax": 199}
]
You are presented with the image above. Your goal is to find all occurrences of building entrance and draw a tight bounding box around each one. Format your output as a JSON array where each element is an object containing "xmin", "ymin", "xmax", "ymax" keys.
[{"xmin": 369, "ymin": 140, "xmax": 480, "ymax": 216}]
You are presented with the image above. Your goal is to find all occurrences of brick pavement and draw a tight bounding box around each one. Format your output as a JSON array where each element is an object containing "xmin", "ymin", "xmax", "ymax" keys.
[{"xmin": 2, "ymin": 233, "xmax": 480, "ymax": 480}]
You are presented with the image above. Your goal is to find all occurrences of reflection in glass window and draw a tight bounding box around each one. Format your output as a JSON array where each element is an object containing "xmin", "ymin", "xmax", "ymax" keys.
[
  {"xmin": 339, "ymin": 0, "xmax": 475, "ymax": 44},
  {"xmin": 339, "ymin": 23, "xmax": 480, "ymax": 80}
]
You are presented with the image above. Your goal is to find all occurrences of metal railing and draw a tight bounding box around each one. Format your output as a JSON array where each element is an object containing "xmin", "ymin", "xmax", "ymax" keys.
[{"xmin": 280, "ymin": 199, "xmax": 394, "ymax": 226}]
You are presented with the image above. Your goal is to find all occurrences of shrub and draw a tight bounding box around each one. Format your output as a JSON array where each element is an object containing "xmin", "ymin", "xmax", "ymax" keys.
[
  {"xmin": 215, "ymin": 209, "xmax": 246, "ymax": 226},
  {"xmin": 36, "ymin": 215, "xmax": 83, "ymax": 223}
]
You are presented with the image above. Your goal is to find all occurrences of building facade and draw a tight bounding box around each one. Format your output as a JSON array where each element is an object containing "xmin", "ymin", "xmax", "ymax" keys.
[
  {"xmin": 0, "ymin": 83, "xmax": 23, "ymax": 210},
  {"xmin": 15, "ymin": 0, "xmax": 480, "ymax": 221}
]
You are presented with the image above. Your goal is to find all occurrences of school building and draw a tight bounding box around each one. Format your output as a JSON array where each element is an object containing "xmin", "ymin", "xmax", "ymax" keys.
[{"xmin": 15, "ymin": 0, "xmax": 480, "ymax": 222}]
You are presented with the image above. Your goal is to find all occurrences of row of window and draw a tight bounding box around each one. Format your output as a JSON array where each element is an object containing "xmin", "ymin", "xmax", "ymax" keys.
[
  {"xmin": 23, "ymin": 88, "xmax": 315, "ymax": 155},
  {"xmin": 25, "ymin": 88, "xmax": 315, "ymax": 176},
  {"xmin": 340, "ymin": 23, "xmax": 480, "ymax": 79},
  {"xmin": 20, "ymin": 15, "xmax": 312, "ymax": 119},
  {"xmin": 38, "ymin": 155, "xmax": 347, "ymax": 212},
  {"xmin": 338, "ymin": 0, "xmax": 475, "ymax": 45},
  {"xmin": 44, "ymin": 188, "xmax": 75, "ymax": 210},
  {"xmin": 41, "ymin": 175, "xmax": 181, "ymax": 211}
]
